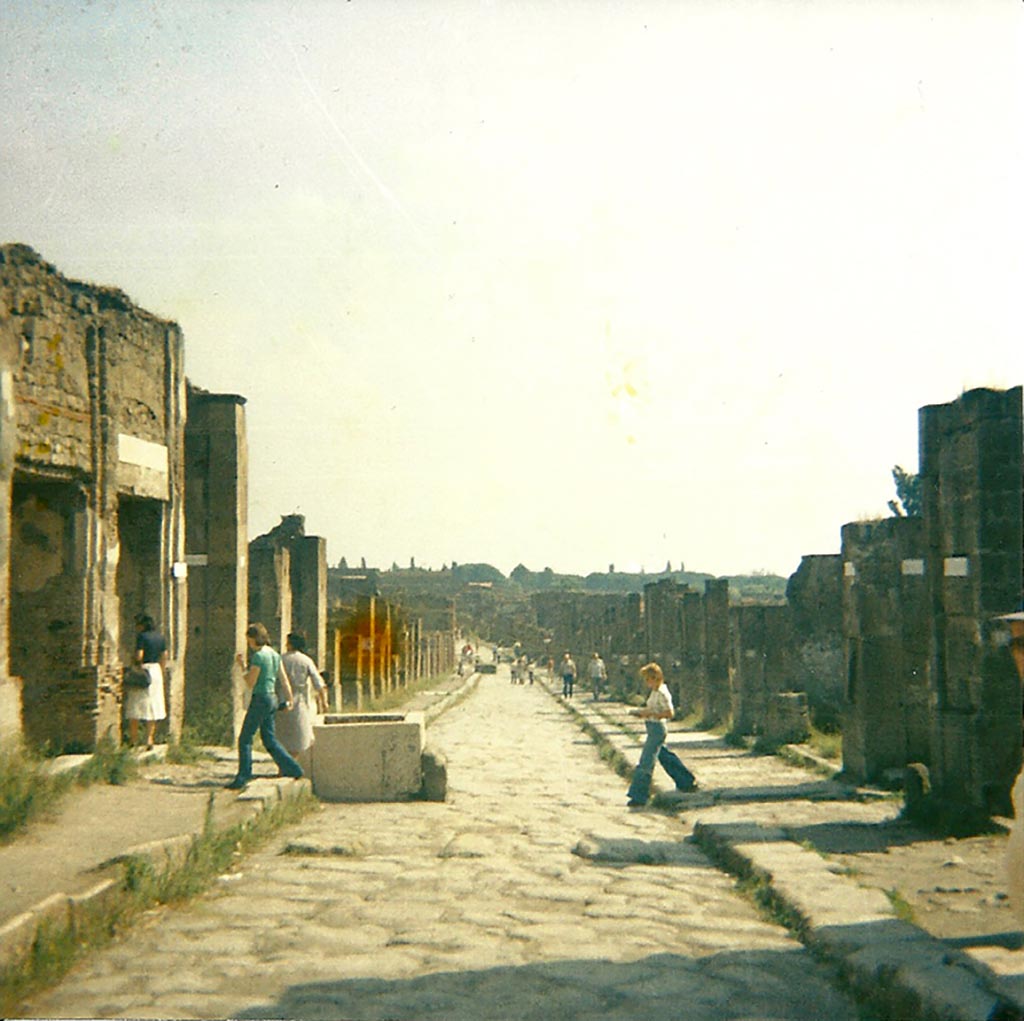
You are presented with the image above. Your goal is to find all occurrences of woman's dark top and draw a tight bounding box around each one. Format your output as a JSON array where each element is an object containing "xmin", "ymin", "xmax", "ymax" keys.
[{"xmin": 136, "ymin": 629, "xmax": 167, "ymax": 664}]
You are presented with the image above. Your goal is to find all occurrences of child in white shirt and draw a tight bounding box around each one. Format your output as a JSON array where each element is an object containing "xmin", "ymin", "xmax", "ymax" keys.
[{"xmin": 626, "ymin": 662, "xmax": 697, "ymax": 806}]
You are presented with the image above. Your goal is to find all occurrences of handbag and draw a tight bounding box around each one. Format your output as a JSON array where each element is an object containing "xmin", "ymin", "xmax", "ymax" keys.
[{"xmin": 125, "ymin": 664, "xmax": 151, "ymax": 689}]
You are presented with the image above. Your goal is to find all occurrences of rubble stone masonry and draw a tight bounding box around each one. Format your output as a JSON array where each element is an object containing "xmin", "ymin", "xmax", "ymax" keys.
[
  {"xmin": 920, "ymin": 386, "xmax": 1023, "ymax": 817},
  {"xmin": 1, "ymin": 244, "xmax": 186, "ymax": 750}
]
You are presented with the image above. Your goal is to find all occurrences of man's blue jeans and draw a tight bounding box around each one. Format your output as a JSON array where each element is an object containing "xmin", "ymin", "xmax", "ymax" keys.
[
  {"xmin": 233, "ymin": 690, "xmax": 303, "ymax": 782},
  {"xmin": 627, "ymin": 720, "xmax": 696, "ymax": 803}
]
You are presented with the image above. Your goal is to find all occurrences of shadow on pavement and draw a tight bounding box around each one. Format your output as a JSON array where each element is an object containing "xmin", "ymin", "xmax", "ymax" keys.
[
  {"xmin": 785, "ymin": 818, "xmax": 931, "ymax": 855},
  {"xmin": 232, "ymin": 949, "xmax": 856, "ymax": 1021},
  {"xmin": 700, "ymin": 781, "xmax": 865, "ymax": 806},
  {"xmin": 945, "ymin": 931, "xmax": 1024, "ymax": 952}
]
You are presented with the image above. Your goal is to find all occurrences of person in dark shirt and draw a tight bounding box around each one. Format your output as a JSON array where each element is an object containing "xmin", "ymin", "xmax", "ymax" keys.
[{"xmin": 125, "ymin": 613, "xmax": 168, "ymax": 750}]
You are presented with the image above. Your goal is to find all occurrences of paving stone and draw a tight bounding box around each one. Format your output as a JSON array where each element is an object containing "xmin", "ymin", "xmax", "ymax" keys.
[{"xmin": 22, "ymin": 679, "xmax": 863, "ymax": 1021}]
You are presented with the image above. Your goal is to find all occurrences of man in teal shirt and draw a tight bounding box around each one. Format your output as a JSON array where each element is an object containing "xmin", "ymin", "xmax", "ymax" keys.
[{"xmin": 225, "ymin": 622, "xmax": 304, "ymax": 790}]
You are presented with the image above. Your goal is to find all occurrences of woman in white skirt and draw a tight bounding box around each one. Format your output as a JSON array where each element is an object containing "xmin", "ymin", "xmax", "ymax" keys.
[
  {"xmin": 124, "ymin": 613, "xmax": 167, "ymax": 750},
  {"xmin": 277, "ymin": 631, "xmax": 328, "ymax": 775}
]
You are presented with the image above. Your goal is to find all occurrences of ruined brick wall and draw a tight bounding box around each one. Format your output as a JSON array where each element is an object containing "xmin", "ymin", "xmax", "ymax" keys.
[
  {"xmin": 184, "ymin": 387, "xmax": 248, "ymax": 740},
  {"xmin": 921, "ymin": 386, "xmax": 1023, "ymax": 817},
  {"xmin": 1, "ymin": 244, "xmax": 186, "ymax": 750},
  {"xmin": 841, "ymin": 517, "xmax": 929, "ymax": 784}
]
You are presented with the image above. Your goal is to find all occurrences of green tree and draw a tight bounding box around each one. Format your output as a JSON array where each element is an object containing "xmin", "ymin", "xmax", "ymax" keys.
[{"xmin": 887, "ymin": 465, "xmax": 922, "ymax": 517}]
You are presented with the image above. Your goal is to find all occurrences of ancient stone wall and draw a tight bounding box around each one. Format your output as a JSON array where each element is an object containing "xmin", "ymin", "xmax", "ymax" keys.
[
  {"xmin": 1, "ymin": 244, "xmax": 186, "ymax": 750},
  {"xmin": 920, "ymin": 386, "xmax": 1023, "ymax": 817},
  {"xmin": 841, "ymin": 516, "xmax": 929, "ymax": 783}
]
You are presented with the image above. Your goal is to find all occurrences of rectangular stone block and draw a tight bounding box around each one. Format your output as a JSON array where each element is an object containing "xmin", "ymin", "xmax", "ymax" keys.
[{"xmin": 312, "ymin": 711, "xmax": 424, "ymax": 801}]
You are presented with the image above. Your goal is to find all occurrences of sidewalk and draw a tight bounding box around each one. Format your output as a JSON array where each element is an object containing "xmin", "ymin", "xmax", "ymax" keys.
[
  {"xmin": 0, "ymin": 669, "xmax": 481, "ymax": 981},
  {"xmin": 544, "ymin": 681, "xmax": 1024, "ymax": 1021}
]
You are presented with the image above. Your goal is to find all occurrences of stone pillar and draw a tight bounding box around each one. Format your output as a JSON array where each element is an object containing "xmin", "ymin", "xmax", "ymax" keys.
[
  {"xmin": 703, "ymin": 579, "xmax": 730, "ymax": 726},
  {"xmin": 841, "ymin": 517, "xmax": 929, "ymax": 784},
  {"xmin": 921, "ymin": 386, "xmax": 1023, "ymax": 819},
  {"xmin": 679, "ymin": 591, "xmax": 705, "ymax": 718},
  {"xmin": 644, "ymin": 579, "xmax": 686, "ymax": 708},
  {"xmin": 289, "ymin": 534, "xmax": 327, "ymax": 668},
  {"xmin": 786, "ymin": 554, "xmax": 844, "ymax": 731},
  {"xmin": 0, "ymin": 314, "xmax": 21, "ymax": 747},
  {"xmin": 730, "ymin": 604, "xmax": 794, "ymax": 737},
  {"xmin": 248, "ymin": 542, "xmax": 291, "ymax": 651},
  {"xmin": 184, "ymin": 387, "xmax": 248, "ymax": 742}
]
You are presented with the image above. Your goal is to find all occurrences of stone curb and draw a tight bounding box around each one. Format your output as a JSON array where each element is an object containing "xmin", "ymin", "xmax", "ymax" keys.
[
  {"xmin": 0, "ymin": 776, "xmax": 312, "ymax": 987},
  {"xmin": 693, "ymin": 820, "xmax": 1016, "ymax": 1021},
  {"xmin": 550, "ymin": 684, "xmax": 1021, "ymax": 1021}
]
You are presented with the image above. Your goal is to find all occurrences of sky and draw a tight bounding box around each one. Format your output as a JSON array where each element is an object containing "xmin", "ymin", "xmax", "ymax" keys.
[{"xmin": 2, "ymin": 0, "xmax": 1022, "ymax": 579}]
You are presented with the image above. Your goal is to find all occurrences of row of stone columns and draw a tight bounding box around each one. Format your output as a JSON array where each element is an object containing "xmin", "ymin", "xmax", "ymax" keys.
[{"xmin": 328, "ymin": 598, "xmax": 454, "ymax": 712}]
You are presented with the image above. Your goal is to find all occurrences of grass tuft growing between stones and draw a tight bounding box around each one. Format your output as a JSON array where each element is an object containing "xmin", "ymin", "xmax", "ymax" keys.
[
  {"xmin": 807, "ymin": 725, "xmax": 842, "ymax": 761},
  {"xmin": 884, "ymin": 887, "xmax": 916, "ymax": 923},
  {"xmin": 0, "ymin": 786, "xmax": 317, "ymax": 1015}
]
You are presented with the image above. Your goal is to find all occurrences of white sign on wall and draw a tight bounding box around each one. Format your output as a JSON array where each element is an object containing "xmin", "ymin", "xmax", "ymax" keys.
[
  {"xmin": 944, "ymin": 557, "xmax": 970, "ymax": 578},
  {"xmin": 118, "ymin": 433, "xmax": 168, "ymax": 474},
  {"xmin": 901, "ymin": 559, "xmax": 925, "ymax": 576}
]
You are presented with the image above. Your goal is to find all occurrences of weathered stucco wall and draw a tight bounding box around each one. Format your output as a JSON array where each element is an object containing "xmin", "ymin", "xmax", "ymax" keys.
[{"xmin": 1, "ymin": 244, "xmax": 186, "ymax": 750}]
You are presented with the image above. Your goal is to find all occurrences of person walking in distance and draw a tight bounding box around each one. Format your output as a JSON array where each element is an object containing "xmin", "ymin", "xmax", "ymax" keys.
[
  {"xmin": 561, "ymin": 652, "xmax": 577, "ymax": 698},
  {"xmin": 626, "ymin": 662, "xmax": 697, "ymax": 807},
  {"xmin": 226, "ymin": 623, "xmax": 304, "ymax": 791},
  {"xmin": 589, "ymin": 652, "xmax": 607, "ymax": 701}
]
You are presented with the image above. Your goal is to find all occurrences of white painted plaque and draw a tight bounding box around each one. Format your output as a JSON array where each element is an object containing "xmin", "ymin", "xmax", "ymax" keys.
[
  {"xmin": 944, "ymin": 557, "xmax": 970, "ymax": 578},
  {"xmin": 901, "ymin": 559, "xmax": 925, "ymax": 576},
  {"xmin": 185, "ymin": 553, "xmax": 209, "ymax": 567},
  {"xmin": 118, "ymin": 433, "xmax": 168, "ymax": 474},
  {"xmin": 843, "ymin": 562, "xmax": 856, "ymax": 578}
]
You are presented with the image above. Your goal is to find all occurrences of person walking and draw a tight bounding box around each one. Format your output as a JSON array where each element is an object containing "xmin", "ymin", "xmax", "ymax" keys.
[
  {"xmin": 589, "ymin": 652, "xmax": 607, "ymax": 701},
  {"xmin": 626, "ymin": 662, "xmax": 697, "ymax": 807},
  {"xmin": 561, "ymin": 652, "xmax": 577, "ymax": 698},
  {"xmin": 277, "ymin": 631, "xmax": 328, "ymax": 776},
  {"xmin": 226, "ymin": 623, "xmax": 304, "ymax": 790},
  {"xmin": 124, "ymin": 613, "xmax": 167, "ymax": 750}
]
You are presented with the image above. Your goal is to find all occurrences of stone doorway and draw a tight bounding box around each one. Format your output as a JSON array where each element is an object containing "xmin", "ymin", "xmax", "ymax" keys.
[{"xmin": 10, "ymin": 476, "xmax": 86, "ymax": 751}]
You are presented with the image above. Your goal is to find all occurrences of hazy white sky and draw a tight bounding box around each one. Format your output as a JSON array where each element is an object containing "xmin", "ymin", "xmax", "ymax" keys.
[{"xmin": 3, "ymin": 0, "xmax": 1022, "ymax": 578}]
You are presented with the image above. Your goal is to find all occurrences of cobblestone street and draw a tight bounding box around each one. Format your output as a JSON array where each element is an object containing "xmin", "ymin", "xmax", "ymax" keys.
[{"xmin": 24, "ymin": 672, "xmax": 861, "ymax": 1020}]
